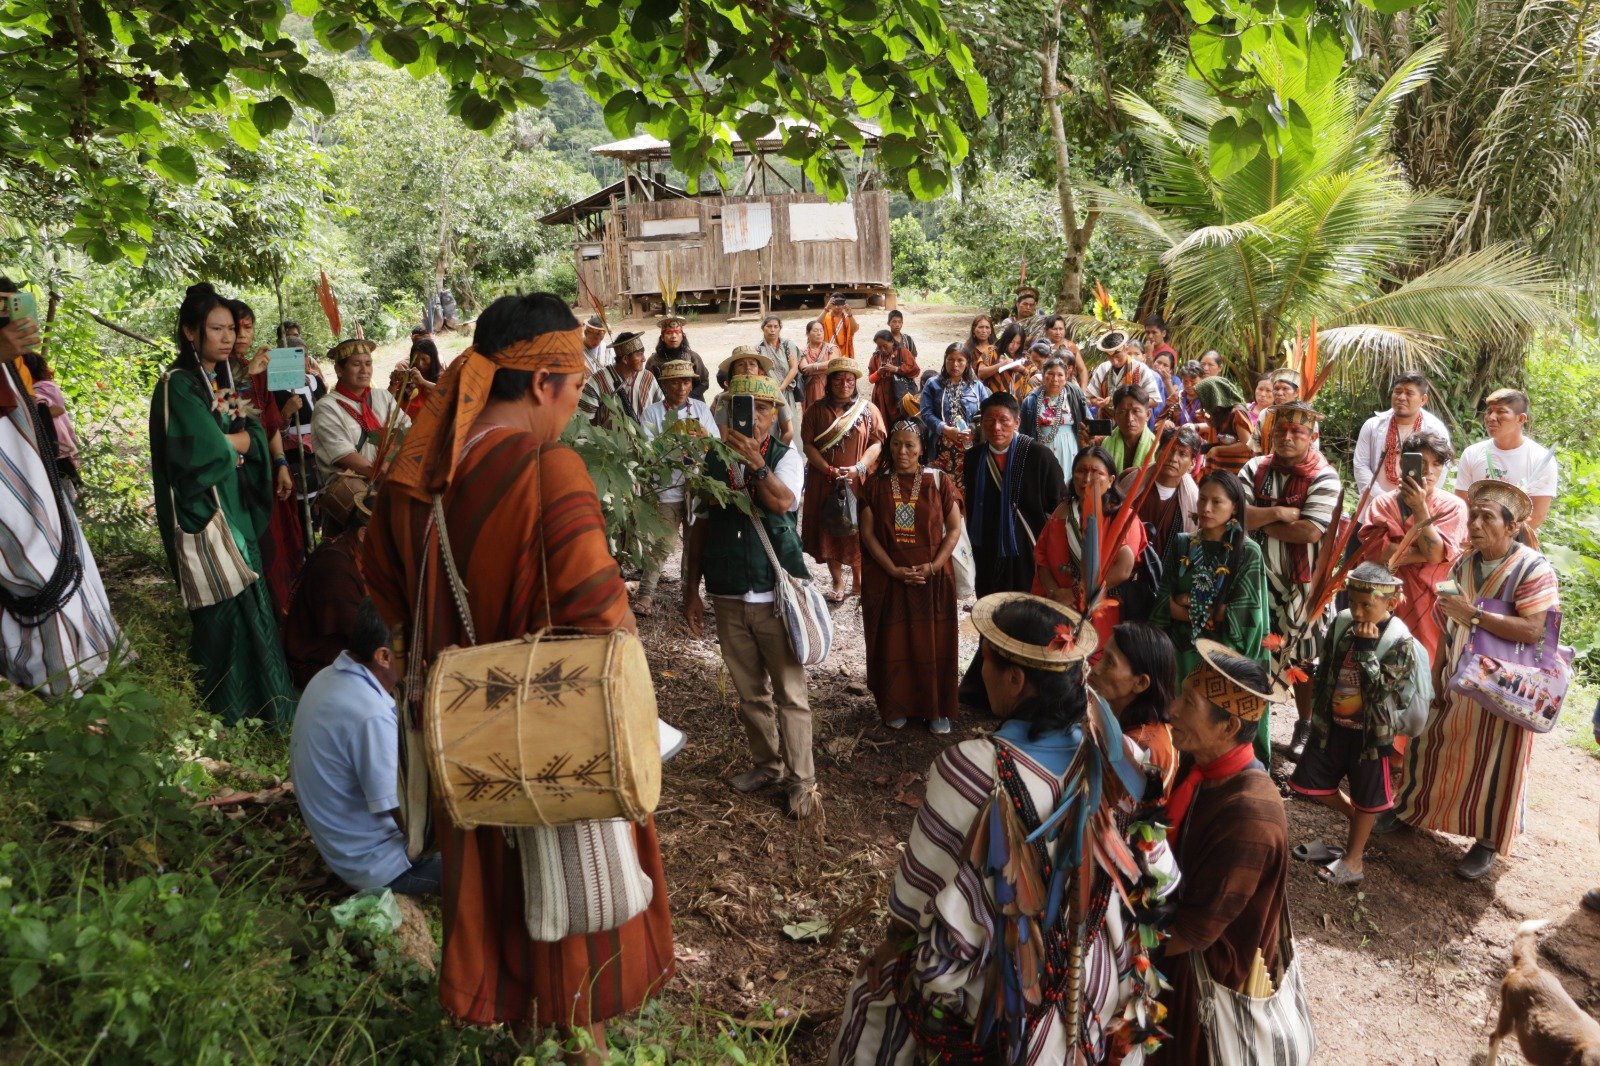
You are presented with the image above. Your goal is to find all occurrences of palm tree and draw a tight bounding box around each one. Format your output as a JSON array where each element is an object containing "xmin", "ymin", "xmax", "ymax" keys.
[{"xmin": 1093, "ymin": 42, "xmax": 1564, "ymax": 384}]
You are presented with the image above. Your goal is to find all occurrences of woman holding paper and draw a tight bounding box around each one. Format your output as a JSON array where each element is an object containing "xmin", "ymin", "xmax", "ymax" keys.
[{"xmin": 974, "ymin": 321, "xmax": 1030, "ymax": 399}]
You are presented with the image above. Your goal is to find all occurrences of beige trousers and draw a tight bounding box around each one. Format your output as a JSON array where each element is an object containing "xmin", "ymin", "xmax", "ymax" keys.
[
  {"xmin": 639, "ymin": 497, "xmax": 687, "ymax": 598},
  {"xmin": 712, "ymin": 596, "xmax": 814, "ymax": 784}
]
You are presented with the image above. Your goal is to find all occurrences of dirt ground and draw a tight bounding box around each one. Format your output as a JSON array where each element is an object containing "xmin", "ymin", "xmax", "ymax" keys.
[{"xmin": 394, "ymin": 303, "xmax": 1600, "ymax": 1064}]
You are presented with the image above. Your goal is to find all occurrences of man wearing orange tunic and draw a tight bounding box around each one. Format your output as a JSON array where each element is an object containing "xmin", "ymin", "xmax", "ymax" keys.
[
  {"xmin": 363, "ymin": 293, "xmax": 673, "ymax": 1048},
  {"xmin": 820, "ymin": 292, "xmax": 858, "ymax": 358}
]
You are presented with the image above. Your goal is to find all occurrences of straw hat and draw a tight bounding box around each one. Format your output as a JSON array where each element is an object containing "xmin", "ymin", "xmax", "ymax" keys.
[
  {"xmin": 656, "ymin": 359, "xmax": 698, "ymax": 383},
  {"xmin": 1270, "ymin": 367, "xmax": 1304, "ymax": 387},
  {"xmin": 971, "ymin": 592, "xmax": 1098, "ymax": 671},
  {"xmin": 1016, "ymin": 285, "xmax": 1041, "ymax": 301},
  {"xmin": 328, "ymin": 338, "xmax": 377, "ymax": 364},
  {"xmin": 822, "ymin": 356, "xmax": 864, "ymax": 379},
  {"xmin": 1469, "ymin": 479, "xmax": 1533, "ymax": 524},
  {"xmin": 1189, "ymin": 639, "xmax": 1293, "ymax": 723},
  {"xmin": 719, "ymin": 345, "xmax": 774, "ymax": 378},
  {"xmin": 1345, "ymin": 561, "xmax": 1405, "ymax": 595},
  {"xmin": 657, "ymin": 312, "xmax": 686, "ymax": 331},
  {"xmin": 1096, "ymin": 329, "xmax": 1129, "ymax": 354},
  {"xmin": 727, "ymin": 374, "xmax": 785, "ymax": 404}
]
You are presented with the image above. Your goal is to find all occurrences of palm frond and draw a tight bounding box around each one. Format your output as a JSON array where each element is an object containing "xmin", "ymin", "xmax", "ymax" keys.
[
  {"xmin": 1333, "ymin": 244, "xmax": 1567, "ymax": 341},
  {"xmin": 1087, "ymin": 185, "xmax": 1187, "ymax": 261},
  {"xmin": 1339, "ymin": 39, "xmax": 1446, "ymax": 170}
]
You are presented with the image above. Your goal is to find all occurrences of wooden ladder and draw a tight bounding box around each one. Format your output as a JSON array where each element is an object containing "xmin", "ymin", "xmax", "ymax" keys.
[{"xmin": 727, "ymin": 283, "xmax": 764, "ymax": 322}]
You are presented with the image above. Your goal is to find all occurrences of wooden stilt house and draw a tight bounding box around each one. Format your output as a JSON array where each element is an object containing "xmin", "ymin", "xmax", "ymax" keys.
[{"xmin": 538, "ymin": 120, "xmax": 893, "ymax": 320}]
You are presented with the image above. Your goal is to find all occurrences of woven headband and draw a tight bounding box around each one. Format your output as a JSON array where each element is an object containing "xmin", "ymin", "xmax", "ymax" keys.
[
  {"xmin": 1186, "ymin": 662, "xmax": 1270, "ymax": 723},
  {"xmin": 386, "ymin": 328, "xmax": 587, "ymax": 498}
]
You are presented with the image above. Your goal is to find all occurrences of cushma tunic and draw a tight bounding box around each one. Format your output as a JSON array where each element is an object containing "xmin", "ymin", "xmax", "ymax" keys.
[
  {"xmin": 364, "ymin": 430, "xmax": 674, "ymax": 1026},
  {"xmin": 801, "ymin": 398, "xmax": 886, "ymax": 569},
  {"xmin": 859, "ymin": 469, "xmax": 960, "ymax": 724},
  {"xmin": 150, "ymin": 367, "xmax": 296, "ymax": 726}
]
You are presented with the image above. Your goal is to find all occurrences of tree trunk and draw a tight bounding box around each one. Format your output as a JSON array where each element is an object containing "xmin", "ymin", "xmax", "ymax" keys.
[{"xmin": 1043, "ymin": 0, "xmax": 1096, "ymax": 314}]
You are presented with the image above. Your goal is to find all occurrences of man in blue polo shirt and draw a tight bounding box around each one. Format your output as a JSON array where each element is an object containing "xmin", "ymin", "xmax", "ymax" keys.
[{"xmin": 290, "ymin": 598, "xmax": 440, "ymax": 895}]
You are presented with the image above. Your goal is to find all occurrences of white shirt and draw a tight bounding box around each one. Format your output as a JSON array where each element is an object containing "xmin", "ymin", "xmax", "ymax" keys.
[
  {"xmin": 1352, "ymin": 407, "xmax": 1450, "ymax": 521},
  {"xmin": 584, "ymin": 342, "xmax": 613, "ymax": 375},
  {"xmin": 310, "ymin": 386, "xmax": 409, "ymax": 480},
  {"xmin": 1454, "ymin": 436, "xmax": 1559, "ymax": 498},
  {"xmin": 640, "ymin": 398, "xmax": 720, "ymax": 504},
  {"xmin": 727, "ymin": 445, "xmax": 805, "ymax": 605},
  {"xmin": 1087, "ymin": 359, "xmax": 1162, "ymax": 405}
]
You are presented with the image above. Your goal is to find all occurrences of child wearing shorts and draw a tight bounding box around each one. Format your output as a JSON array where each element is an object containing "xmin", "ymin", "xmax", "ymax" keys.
[{"xmin": 1290, "ymin": 562, "xmax": 1427, "ymax": 886}]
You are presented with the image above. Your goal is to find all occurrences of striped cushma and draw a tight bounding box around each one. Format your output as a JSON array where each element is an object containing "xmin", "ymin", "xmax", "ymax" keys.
[
  {"xmin": 363, "ymin": 428, "xmax": 674, "ymax": 1027},
  {"xmin": 1239, "ymin": 455, "xmax": 1341, "ymax": 661},
  {"xmin": 831, "ymin": 736, "xmax": 1173, "ymax": 1065},
  {"xmin": 0, "ymin": 373, "xmax": 121, "ymax": 695},
  {"xmin": 1392, "ymin": 545, "xmax": 1559, "ymax": 855}
]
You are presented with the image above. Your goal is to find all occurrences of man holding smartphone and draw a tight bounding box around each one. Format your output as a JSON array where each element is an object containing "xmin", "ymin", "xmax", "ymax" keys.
[
  {"xmin": 682, "ymin": 374, "xmax": 818, "ymax": 819},
  {"xmin": 1352, "ymin": 372, "xmax": 1449, "ymax": 524}
]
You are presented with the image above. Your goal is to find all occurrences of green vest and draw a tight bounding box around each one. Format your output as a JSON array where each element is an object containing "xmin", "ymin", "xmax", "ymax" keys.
[{"xmin": 701, "ymin": 439, "xmax": 807, "ymax": 597}]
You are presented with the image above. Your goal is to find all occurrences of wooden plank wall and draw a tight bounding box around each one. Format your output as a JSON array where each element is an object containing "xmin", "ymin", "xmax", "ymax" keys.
[{"xmin": 619, "ymin": 190, "xmax": 891, "ymax": 296}]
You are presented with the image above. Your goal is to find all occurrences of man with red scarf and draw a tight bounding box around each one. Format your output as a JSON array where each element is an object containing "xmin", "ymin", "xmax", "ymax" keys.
[
  {"xmin": 310, "ymin": 338, "xmax": 411, "ymax": 483},
  {"xmin": 1240, "ymin": 401, "xmax": 1342, "ymax": 761},
  {"xmin": 1153, "ymin": 641, "xmax": 1288, "ymax": 1066}
]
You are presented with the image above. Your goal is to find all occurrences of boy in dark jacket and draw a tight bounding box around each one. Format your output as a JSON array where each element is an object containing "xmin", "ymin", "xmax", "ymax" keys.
[{"xmin": 1289, "ymin": 562, "xmax": 1429, "ymax": 887}]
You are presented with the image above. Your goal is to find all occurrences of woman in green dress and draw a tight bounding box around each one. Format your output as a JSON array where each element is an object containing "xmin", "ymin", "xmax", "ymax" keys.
[
  {"xmin": 1151, "ymin": 470, "xmax": 1272, "ymax": 761},
  {"xmin": 149, "ymin": 283, "xmax": 296, "ymax": 726}
]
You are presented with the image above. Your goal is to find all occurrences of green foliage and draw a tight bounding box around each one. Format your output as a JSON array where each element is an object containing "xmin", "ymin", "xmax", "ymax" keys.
[
  {"xmin": 888, "ymin": 214, "xmax": 951, "ymax": 295},
  {"xmin": 0, "ymin": 0, "xmax": 983, "ymax": 268},
  {"xmin": 316, "ymin": 58, "xmax": 592, "ymax": 314},
  {"xmin": 566, "ymin": 394, "xmax": 749, "ymax": 569},
  {"xmin": 934, "ymin": 170, "xmax": 1147, "ymax": 314},
  {"xmin": 1099, "ymin": 38, "xmax": 1564, "ymax": 385}
]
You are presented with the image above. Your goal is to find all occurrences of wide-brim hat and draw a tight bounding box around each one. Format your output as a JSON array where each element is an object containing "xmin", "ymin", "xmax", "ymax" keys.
[
  {"xmin": 719, "ymin": 346, "xmax": 774, "ymax": 377},
  {"xmin": 1096, "ymin": 329, "xmax": 1129, "ymax": 353},
  {"xmin": 657, "ymin": 313, "xmax": 686, "ymax": 331},
  {"xmin": 1469, "ymin": 478, "xmax": 1533, "ymax": 524},
  {"xmin": 1189, "ymin": 639, "xmax": 1293, "ymax": 722},
  {"xmin": 726, "ymin": 373, "xmax": 786, "ymax": 405},
  {"xmin": 613, "ymin": 331, "xmax": 646, "ymax": 359},
  {"xmin": 328, "ymin": 338, "xmax": 377, "ymax": 364},
  {"xmin": 656, "ymin": 359, "xmax": 698, "ymax": 382},
  {"xmin": 971, "ymin": 592, "xmax": 1098, "ymax": 671},
  {"xmin": 822, "ymin": 356, "xmax": 864, "ymax": 379},
  {"xmin": 1266, "ymin": 400, "xmax": 1324, "ymax": 426}
]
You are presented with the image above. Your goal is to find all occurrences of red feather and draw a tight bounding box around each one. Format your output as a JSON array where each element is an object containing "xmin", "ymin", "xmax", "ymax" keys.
[
  {"xmin": 1098, "ymin": 431, "xmax": 1177, "ymax": 589},
  {"xmin": 317, "ymin": 271, "xmax": 341, "ymax": 338}
]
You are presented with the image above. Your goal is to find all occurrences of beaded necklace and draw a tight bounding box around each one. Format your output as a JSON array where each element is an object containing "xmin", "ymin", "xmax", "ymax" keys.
[
  {"xmin": 889, "ymin": 470, "xmax": 921, "ymax": 544},
  {"xmin": 1180, "ymin": 527, "xmax": 1235, "ymax": 640}
]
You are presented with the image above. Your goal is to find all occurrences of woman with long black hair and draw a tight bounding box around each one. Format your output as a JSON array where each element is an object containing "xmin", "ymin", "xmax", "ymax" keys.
[
  {"xmin": 833, "ymin": 593, "xmax": 1177, "ymax": 1064},
  {"xmin": 391, "ymin": 335, "xmax": 442, "ymax": 420},
  {"xmin": 916, "ymin": 342, "xmax": 987, "ymax": 488},
  {"xmin": 1090, "ymin": 619, "xmax": 1180, "ymax": 797},
  {"xmin": 150, "ymin": 283, "xmax": 295, "ymax": 725},
  {"xmin": 1151, "ymin": 470, "xmax": 1271, "ymax": 761}
]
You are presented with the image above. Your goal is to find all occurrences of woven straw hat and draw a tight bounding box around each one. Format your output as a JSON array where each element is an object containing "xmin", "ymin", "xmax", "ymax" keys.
[
  {"xmin": 822, "ymin": 356, "xmax": 864, "ymax": 379},
  {"xmin": 1468, "ymin": 478, "xmax": 1533, "ymax": 524},
  {"xmin": 328, "ymin": 338, "xmax": 377, "ymax": 365},
  {"xmin": 971, "ymin": 592, "xmax": 1098, "ymax": 671},
  {"xmin": 719, "ymin": 345, "xmax": 774, "ymax": 378},
  {"xmin": 656, "ymin": 359, "xmax": 698, "ymax": 382},
  {"xmin": 1189, "ymin": 639, "xmax": 1293, "ymax": 722}
]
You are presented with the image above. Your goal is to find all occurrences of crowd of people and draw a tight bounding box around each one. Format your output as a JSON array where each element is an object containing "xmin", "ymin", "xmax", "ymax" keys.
[{"xmin": 0, "ymin": 273, "xmax": 1580, "ymax": 1062}]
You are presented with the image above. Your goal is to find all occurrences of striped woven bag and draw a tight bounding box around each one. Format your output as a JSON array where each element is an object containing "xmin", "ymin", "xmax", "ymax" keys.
[
  {"xmin": 160, "ymin": 372, "xmax": 259, "ymax": 610},
  {"xmin": 1191, "ymin": 903, "xmax": 1317, "ymax": 1066}
]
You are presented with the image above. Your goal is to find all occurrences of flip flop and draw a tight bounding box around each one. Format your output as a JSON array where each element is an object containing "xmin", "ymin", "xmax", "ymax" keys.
[
  {"xmin": 1316, "ymin": 858, "xmax": 1364, "ymax": 887},
  {"xmin": 826, "ymin": 590, "xmax": 847, "ymax": 605},
  {"xmin": 1292, "ymin": 841, "xmax": 1344, "ymax": 865}
]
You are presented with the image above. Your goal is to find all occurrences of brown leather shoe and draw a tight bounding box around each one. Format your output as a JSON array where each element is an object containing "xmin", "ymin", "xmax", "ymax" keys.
[{"xmin": 729, "ymin": 766, "xmax": 783, "ymax": 794}]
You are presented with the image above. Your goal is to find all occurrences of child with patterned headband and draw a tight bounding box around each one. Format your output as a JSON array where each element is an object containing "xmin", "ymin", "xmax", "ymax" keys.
[{"xmin": 1288, "ymin": 562, "xmax": 1431, "ymax": 887}]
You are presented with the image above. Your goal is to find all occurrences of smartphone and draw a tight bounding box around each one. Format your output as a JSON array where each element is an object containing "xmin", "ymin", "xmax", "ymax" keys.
[
  {"xmin": 1400, "ymin": 451, "xmax": 1424, "ymax": 486},
  {"xmin": 729, "ymin": 393, "xmax": 756, "ymax": 438},
  {"xmin": 0, "ymin": 291, "xmax": 37, "ymax": 324},
  {"xmin": 1436, "ymin": 579, "xmax": 1461, "ymax": 597},
  {"xmin": 1085, "ymin": 418, "xmax": 1114, "ymax": 437}
]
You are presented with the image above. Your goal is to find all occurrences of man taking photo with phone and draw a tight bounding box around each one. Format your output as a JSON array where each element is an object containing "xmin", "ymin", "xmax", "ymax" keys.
[
  {"xmin": 682, "ymin": 373, "xmax": 819, "ymax": 819},
  {"xmin": 1352, "ymin": 372, "xmax": 1449, "ymax": 526}
]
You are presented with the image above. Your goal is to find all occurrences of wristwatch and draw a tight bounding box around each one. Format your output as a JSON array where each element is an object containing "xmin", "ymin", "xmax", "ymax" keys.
[
  {"xmin": 1470, "ymin": 607, "xmax": 1484, "ymax": 628},
  {"xmin": 273, "ymin": 456, "xmax": 290, "ymax": 469},
  {"xmin": 751, "ymin": 465, "xmax": 771, "ymax": 482}
]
